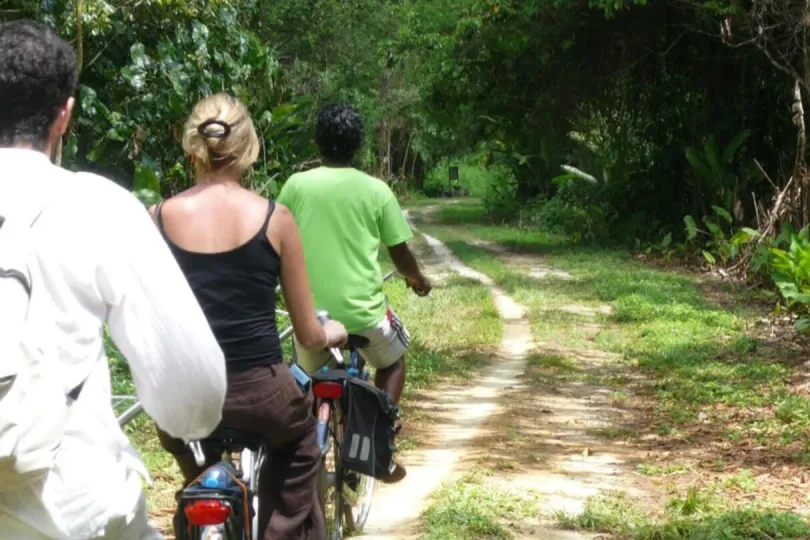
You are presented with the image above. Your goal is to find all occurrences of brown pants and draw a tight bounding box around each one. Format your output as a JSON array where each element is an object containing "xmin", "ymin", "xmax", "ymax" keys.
[{"xmin": 158, "ymin": 363, "xmax": 325, "ymax": 540}]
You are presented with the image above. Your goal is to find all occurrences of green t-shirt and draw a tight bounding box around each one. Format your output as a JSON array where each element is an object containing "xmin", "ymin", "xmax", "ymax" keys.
[{"xmin": 277, "ymin": 166, "xmax": 413, "ymax": 333}]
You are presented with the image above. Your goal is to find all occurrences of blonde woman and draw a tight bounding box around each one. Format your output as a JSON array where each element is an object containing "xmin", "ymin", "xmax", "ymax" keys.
[{"xmin": 151, "ymin": 93, "xmax": 345, "ymax": 540}]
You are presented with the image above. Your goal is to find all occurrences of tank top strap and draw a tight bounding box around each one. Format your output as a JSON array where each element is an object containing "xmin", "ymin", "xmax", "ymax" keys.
[
  {"xmin": 154, "ymin": 200, "xmax": 167, "ymax": 237},
  {"xmin": 261, "ymin": 200, "xmax": 276, "ymax": 235}
]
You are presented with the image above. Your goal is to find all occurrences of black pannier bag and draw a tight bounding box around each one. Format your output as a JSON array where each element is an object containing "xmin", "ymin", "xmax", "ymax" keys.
[
  {"xmin": 311, "ymin": 369, "xmax": 400, "ymax": 479},
  {"xmin": 341, "ymin": 376, "xmax": 400, "ymax": 478}
]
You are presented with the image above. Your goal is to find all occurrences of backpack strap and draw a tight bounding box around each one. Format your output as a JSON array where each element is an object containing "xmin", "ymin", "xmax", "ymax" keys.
[
  {"xmin": 67, "ymin": 382, "xmax": 84, "ymax": 402},
  {"xmin": 1, "ymin": 199, "xmax": 87, "ymax": 403}
]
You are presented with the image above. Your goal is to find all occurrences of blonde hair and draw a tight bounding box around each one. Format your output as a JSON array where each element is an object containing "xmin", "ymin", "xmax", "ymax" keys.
[{"xmin": 182, "ymin": 93, "xmax": 260, "ymax": 179}]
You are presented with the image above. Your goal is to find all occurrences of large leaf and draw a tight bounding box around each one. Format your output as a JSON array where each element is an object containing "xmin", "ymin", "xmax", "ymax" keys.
[
  {"xmin": 722, "ymin": 129, "xmax": 751, "ymax": 164},
  {"xmin": 703, "ymin": 219, "xmax": 723, "ymax": 239},
  {"xmin": 684, "ymin": 215, "xmax": 698, "ymax": 240},
  {"xmin": 703, "ymin": 135, "xmax": 724, "ymax": 181},
  {"xmin": 711, "ymin": 205, "xmax": 733, "ymax": 224},
  {"xmin": 795, "ymin": 317, "xmax": 810, "ymax": 333},
  {"xmin": 730, "ymin": 228, "xmax": 756, "ymax": 246},
  {"xmin": 684, "ymin": 147, "xmax": 714, "ymax": 181},
  {"xmin": 551, "ymin": 172, "xmax": 577, "ymax": 186}
]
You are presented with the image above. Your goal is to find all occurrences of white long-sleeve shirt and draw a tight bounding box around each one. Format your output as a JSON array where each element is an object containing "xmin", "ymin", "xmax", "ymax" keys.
[{"xmin": 0, "ymin": 149, "xmax": 227, "ymax": 538}]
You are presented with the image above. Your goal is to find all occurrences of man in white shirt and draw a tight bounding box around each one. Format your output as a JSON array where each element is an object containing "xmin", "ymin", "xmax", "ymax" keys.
[{"xmin": 0, "ymin": 20, "xmax": 228, "ymax": 539}]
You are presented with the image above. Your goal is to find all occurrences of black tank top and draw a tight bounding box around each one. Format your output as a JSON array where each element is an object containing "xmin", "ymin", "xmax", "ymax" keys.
[{"xmin": 155, "ymin": 200, "xmax": 283, "ymax": 370}]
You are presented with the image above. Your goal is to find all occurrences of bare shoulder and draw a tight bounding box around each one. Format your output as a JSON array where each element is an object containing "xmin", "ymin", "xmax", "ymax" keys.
[{"xmin": 271, "ymin": 201, "xmax": 295, "ymax": 228}]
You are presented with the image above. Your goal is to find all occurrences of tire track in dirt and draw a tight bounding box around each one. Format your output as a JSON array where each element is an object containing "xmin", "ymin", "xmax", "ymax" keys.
[{"xmin": 358, "ymin": 212, "xmax": 532, "ymax": 539}]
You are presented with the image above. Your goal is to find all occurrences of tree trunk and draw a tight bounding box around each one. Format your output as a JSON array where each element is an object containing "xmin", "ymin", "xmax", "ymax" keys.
[
  {"xmin": 401, "ymin": 131, "xmax": 414, "ymax": 181},
  {"xmin": 792, "ymin": 80, "xmax": 809, "ymax": 226}
]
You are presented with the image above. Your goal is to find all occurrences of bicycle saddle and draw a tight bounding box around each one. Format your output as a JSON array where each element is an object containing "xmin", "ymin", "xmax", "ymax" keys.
[
  {"xmin": 346, "ymin": 334, "xmax": 370, "ymax": 349},
  {"xmin": 202, "ymin": 428, "xmax": 263, "ymax": 453}
]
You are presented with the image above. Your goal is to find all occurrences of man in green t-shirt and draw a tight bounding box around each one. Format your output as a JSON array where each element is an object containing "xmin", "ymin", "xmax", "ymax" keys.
[{"xmin": 277, "ymin": 103, "xmax": 431, "ymax": 483}]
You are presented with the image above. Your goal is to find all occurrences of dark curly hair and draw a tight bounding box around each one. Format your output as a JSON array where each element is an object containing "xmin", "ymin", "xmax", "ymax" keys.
[
  {"xmin": 315, "ymin": 102, "xmax": 364, "ymax": 164},
  {"xmin": 0, "ymin": 20, "xmax": 77, "ymax": 150}
]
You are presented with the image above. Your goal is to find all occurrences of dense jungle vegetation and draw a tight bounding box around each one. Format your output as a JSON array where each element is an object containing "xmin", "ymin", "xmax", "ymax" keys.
[{"xmin": 7, "ymin": 0, "xmax": 810, "ymax": 356}]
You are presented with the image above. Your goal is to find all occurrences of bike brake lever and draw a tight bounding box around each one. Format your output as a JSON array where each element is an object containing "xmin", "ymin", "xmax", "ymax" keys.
[
  {"xmin": 328, "ymin": 347, "xmax": 343, "ymax": 364},
  {"xmin": 189, "ymin": 441, "xmax": 206, "ymax": 467}
]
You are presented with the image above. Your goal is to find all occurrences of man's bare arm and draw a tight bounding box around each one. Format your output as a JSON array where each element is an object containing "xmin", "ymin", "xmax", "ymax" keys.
[{"xmin": 387, "ymin": 242, "xmax": 431, "ymax": 295}]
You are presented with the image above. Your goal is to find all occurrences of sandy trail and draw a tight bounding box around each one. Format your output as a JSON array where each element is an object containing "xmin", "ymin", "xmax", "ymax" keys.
[{"xmin": 359, "ymin": 212, "xmax": 534, "ymax": 539}]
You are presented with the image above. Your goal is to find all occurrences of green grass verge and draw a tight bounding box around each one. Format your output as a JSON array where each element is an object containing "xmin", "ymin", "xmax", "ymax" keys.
[
  {"xmin": 556, "ymin": 489, "xmax": 810, "ymax": 539},
  {"xmin": 419, "ymin": 468, "xmax": 536, "ymax": 540}
]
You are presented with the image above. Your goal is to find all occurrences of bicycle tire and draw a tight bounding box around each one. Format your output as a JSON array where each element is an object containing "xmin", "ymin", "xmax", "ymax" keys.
[{"xmin": 320, "ymin": 402, "xmax": 345, "ymax": 540}]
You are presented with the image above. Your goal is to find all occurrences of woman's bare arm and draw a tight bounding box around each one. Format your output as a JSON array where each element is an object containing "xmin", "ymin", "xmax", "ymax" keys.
[{"xmin": 274, "ymin": 204, "xmax": 345, "ymax": 349}]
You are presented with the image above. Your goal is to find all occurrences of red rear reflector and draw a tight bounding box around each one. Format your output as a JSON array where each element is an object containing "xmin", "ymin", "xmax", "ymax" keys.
[
  {"xmin": 184, "ymin": 500, "xmax": 231, "ymax": 525},
  {"xmin": 314, "ymin": 381, "xmax": 343, "ymax": 400}
]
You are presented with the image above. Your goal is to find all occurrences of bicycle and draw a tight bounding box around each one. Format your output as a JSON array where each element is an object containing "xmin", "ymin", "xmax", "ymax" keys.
[
  {"xmin": 313, "ymin": 323, "xmax": 377, "ymax": 540},
  {"xmin": 175, "ymin": 329, "xmax": 375, "ymax": 540}
]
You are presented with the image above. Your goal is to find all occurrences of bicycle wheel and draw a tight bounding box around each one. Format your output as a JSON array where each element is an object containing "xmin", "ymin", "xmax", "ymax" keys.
[
  {"xmin": 343, "ymin": 356, "xmax": 376, "ymax": 533},
  {"xmin": 342, "ymin": 469, "xmax": 375, "ymax": 533},
  {"xmin": 319, "ymin": 402, "xmax": 344, "ymax": 540}
]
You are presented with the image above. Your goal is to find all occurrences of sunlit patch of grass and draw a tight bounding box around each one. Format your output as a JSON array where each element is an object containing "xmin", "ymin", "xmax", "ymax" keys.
[
  {"xmin": 419, "ymin": 467, "xmax": 536, "ymax": 540},
  {"xmin": 556, "ymin": 489, "xmax": 810, "ymax": 539},
  {"xmin": 636, "ymin": 462, "xmax": 688, "ymax": 476}
]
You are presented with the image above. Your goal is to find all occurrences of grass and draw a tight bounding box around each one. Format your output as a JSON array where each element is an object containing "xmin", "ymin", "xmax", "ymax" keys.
[
  {"xmin": 412, "ymin": 197, "xmax": 810, "ymax": 538},
  {"xmin": 419, "ymin": 468, "xmax": 536, "ymax": 540},
  {"xmin": 556, "ymin": 489, "xmax": 810, "ymax": 539}
]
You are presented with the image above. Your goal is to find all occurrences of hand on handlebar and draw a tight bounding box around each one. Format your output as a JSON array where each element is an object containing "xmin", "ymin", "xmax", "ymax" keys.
[
  {"xmin": 405, "ymin": 274, "xmax": 432, "ymax": 297},
  {"xmin": 323, "ymin": 319, "xmax": 348, "ymax": 348}
]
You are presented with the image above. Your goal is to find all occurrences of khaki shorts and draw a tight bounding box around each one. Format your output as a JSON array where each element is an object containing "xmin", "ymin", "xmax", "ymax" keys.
[{"xmin": 295, "ymin": 305, "xmax": 410, "ymax": 375}]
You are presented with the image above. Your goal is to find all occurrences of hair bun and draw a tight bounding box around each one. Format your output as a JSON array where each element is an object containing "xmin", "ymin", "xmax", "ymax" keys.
[{"xmin": 198, "ymin": 119, "xmax": 231, "ymax": 139}]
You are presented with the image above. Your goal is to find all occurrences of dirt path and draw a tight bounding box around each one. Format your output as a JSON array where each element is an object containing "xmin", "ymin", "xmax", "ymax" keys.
[
  {"xmin": 360, "ymin": 214, "xmax": 531, "ymax": 539},
  {"xmin": 359, "ymin": 207, "xmax": 648, "ymax": 539}
]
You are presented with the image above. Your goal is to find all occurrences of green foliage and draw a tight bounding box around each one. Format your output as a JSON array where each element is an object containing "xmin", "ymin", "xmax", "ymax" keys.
[
  {"xmin": 684, "ymin": 130, "xmax": 759, "ymax": 214},
  {"xmin": 769, "ymin": 226, "xmax": 810, "ymax": 331},
  {"xmin": 683, "ymin": 207, "xmax": 759, "ymax": 267}
]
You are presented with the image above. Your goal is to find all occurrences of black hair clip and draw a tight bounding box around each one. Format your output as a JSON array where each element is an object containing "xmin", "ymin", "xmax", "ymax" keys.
[{"xmin": 198, "ymin": 119, "xmax": 231, "ymax": 139}]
